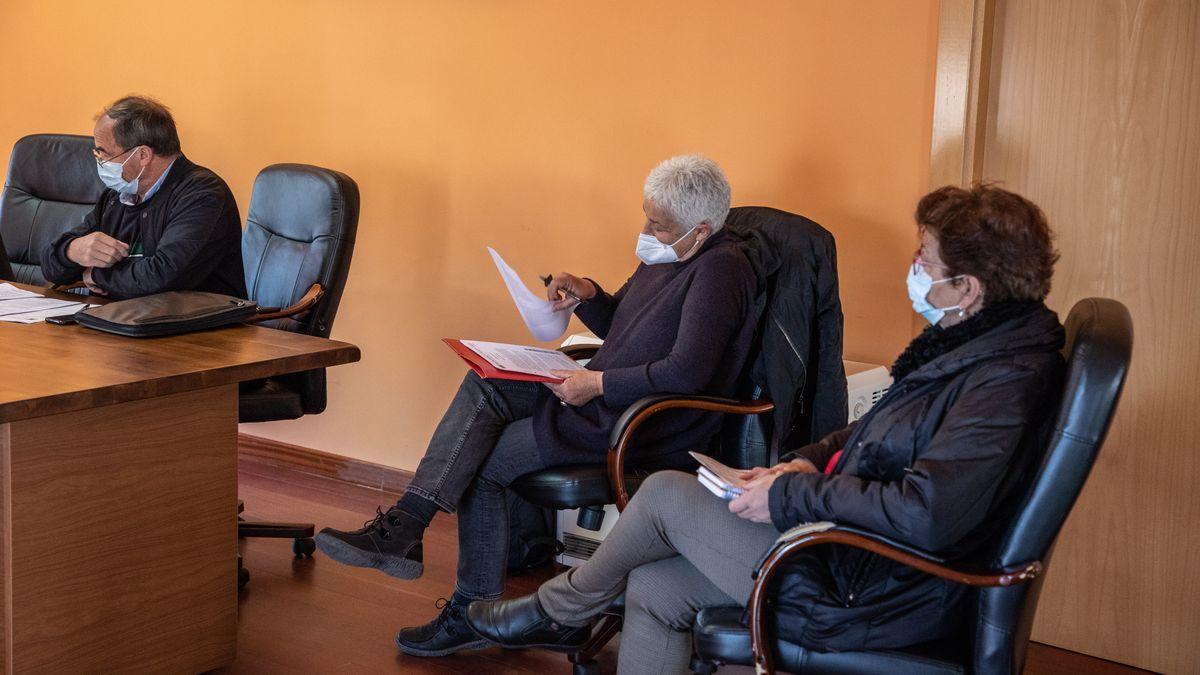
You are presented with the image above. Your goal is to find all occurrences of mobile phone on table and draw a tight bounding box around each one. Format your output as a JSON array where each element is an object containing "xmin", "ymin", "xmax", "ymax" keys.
[{"xmin": 45, "ymin": 314, "xmax": 78, "ymax": 325}]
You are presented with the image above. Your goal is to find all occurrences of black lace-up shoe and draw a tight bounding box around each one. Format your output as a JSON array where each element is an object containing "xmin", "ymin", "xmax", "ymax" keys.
[
  {"xmin": 466, "ymin": 594, "xmax": 591, "ymax": 652},
  {"xmin": 396, "ymin": 595, "xmax": 492, "ymax": 657},
  {"xmin": 315, "ymin": 505, "xmax": 424, "ymax": 579}
]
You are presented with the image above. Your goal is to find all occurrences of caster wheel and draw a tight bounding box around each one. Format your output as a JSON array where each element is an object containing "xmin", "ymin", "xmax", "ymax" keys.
[
  {"xmin": 572, "ymin": 662, "xmax": 600, "ymax": 675},
  {"xmin": 238, "ymin": 567, "xmax": 250, "ymax": 590},
  {"xmin": 293, "ymin": 537, "xmax": 316, "ymax": 558}
]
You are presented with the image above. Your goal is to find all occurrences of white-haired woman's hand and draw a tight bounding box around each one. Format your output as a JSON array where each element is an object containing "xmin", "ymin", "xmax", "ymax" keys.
[
  {"xmin": 545, "ymin": 369, "xmax": 604, "ymax": 406},
  {"xmin": 545, "ymin": 273, "xmax": 597, "ymax": 311}
]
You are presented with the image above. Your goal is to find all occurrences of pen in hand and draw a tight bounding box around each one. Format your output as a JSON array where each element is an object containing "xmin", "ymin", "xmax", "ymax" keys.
[{"xmin": 540, "ymin": 273, "xmax": 583, "ymax": 304}]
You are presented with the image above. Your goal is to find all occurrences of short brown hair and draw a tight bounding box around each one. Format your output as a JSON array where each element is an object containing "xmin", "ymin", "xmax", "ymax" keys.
[
  {"xmin": 916, "ymin": 184, "xmax": 1058, "ymax": 303},
  {"xmin": 99, "ymin": 95, "xmax": 181, "ymax": 156}
]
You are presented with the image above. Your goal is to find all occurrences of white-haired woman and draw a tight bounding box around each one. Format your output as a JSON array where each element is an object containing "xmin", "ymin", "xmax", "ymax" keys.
[{"xmin": 316, "ymin": 154, "xmax": 758, "ymax": 657}]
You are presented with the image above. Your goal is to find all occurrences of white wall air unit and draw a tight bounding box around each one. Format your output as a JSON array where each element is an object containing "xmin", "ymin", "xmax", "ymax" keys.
[
  {"xmin": 554, "ymin": 359, "xmax": 892, "ymax": 566},
  {"xmin": 844, "ymin": 360, "xmax": 893, "ymax": 422},
  {"xmin": 556, "ymin": 505, "xmax": 620, "ymax": 567}
]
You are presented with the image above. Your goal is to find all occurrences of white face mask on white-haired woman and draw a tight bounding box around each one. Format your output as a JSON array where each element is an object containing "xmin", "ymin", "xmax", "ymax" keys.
[{"xmin": 635, "ymin": 226, "xmax": 701, "ymax": 265}]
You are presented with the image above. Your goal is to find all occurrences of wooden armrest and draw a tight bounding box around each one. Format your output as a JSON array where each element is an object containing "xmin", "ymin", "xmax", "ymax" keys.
[
  {"xmin": 245, "ymin": 283, "xmax": 324, "ymax": 323},
  {"xmin": 747, "ymin": 523, "xmax": 1042, "ymax": 674},
  {"xmin": 560, "ymin": 344, "xmax": 600, "ymax": 360},
  {"xmin": 606, "ymin": 394, "xmax": 774, "ymax": 510}
]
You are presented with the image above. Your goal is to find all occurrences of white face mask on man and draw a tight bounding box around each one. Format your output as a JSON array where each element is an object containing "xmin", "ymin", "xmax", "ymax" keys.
[
  {"xmin": 635, "ymin": 226, "xmax": 699, "ymax": 265},
  {"xmin": 96, "ymin": 146, "xmax": 145, "ymax": 197}
]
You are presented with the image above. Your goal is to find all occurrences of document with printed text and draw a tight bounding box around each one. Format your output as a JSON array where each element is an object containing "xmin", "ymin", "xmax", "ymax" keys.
[
  {"xmin": 460, "ymin": 339, "xmax": 585, "ymax": 380},
  {"xmin": 0, "ymin": 283, "xmax": 93, "ymax": 324}
]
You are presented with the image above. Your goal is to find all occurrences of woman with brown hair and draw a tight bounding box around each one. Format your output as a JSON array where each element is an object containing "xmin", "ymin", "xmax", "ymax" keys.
[{"xmin": 464, "ymin": 184, "xmax": 1066, "ymax": 674}]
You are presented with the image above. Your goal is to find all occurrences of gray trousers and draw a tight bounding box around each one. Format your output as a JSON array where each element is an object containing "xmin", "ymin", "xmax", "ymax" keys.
[{"xmin": 537, "ymin": 470, "xmax": 780, "ymax": 675}]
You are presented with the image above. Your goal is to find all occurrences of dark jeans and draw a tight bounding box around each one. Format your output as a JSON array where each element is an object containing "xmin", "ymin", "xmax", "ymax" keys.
[{"xmin": 406, "ymin": 372, "xmax": 571, "ymax": 599}]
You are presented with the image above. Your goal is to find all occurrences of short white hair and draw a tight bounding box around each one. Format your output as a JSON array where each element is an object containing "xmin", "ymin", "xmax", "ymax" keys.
[{"xmin": 643, "ymin": 154, "xmax": 731, "ymax": 232}]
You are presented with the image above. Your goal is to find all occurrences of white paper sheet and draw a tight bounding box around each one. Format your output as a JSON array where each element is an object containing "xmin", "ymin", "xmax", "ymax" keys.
[
  {"xmin": 461, "ymin": 339, "xmax": 586, "ymax": 379},
  {"xmin": 487, "ymin": 247, "xmax": 572, "ymax": 342},
  {"xmin": 0, "ymin": 283, "xmax": 93, "ymax": 324}
]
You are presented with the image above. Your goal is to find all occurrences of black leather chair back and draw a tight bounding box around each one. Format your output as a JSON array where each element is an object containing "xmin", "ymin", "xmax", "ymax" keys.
[
  {"xmin": 242, "ymin": 163, "xmax": 359, "ymax": 413},
  {"xmin": 973, "ymin": 298, "xmax": 1132, "ymax": 674},
  {"xmin": 0, "ymin": 134, "xmax": 105, "ymax": 283},
  {"xmin": 713, "ymin": 206, "xmax": 846, "ymax": 470}
]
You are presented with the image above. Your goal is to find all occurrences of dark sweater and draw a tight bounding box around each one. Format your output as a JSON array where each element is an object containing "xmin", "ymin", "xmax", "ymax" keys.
[
  {"xmin": 532, "ymin": 230, "xmax": 757, "ymax": 467},
  {"xmin": 41, "ymin": 155, "xmax": 246, "ymax": 300}
]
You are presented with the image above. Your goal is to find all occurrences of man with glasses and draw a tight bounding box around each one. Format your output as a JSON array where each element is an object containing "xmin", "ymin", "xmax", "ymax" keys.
[{"xmin": 40, "ymin": 95, "xmax": 245, "ymax": 299}]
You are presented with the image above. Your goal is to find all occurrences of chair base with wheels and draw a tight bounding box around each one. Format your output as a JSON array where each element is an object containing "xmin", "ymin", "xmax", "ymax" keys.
[{"xmin": 237, "ymin": 499, "xmax": 317, "ymax": 558}]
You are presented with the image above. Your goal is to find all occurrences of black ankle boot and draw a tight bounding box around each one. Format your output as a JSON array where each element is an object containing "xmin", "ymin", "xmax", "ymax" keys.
[
  {"xmin": 466, "ymin": 594, "xmax": 591, "ymax": 652},
  {"xmin": 314, "ymin": 505, "xmax": 424, "ymax": 579},
  {"xmin": 396, "ymin": 594, "xmax": 491, "ymax": 657}
]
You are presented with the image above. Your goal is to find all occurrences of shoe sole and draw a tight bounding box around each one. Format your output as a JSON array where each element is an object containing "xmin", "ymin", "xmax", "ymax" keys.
[
  {"xmin": 314, "ymin": 533, "xmax": 424, "ymax": 580},
  {"xmin": 395, "ymin": 636, "xmax": 492, "ymax": 657}
]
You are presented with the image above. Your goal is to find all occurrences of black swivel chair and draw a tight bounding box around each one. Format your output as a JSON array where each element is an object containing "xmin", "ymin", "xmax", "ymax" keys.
[
  {"xmin": 509, "ymin": 206, "xmax": 847, "ymax": 675},
  {"xmin": 691, "ymin": 297, "xmax": 1133, "ymax": 674},
  {"xmin": 0, "ymin": 134, "xmax": 105, "ymax": 283},
  {"xmin": 236, "ymin": 164, "xmax": 359, "ymax": 588}
]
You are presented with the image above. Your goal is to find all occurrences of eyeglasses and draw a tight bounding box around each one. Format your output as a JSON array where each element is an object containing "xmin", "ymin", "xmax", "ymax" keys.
[
  {"xmin": 911, "ymin": 256, "xmax": 951, "ymax": 276},
  {"xmin": 93, "ymin": 146, "xmax": 136, "ymax": 168}
]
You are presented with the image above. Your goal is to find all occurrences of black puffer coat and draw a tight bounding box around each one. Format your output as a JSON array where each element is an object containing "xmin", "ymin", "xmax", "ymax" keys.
[{"xmin": 765, "ymin": 304, "xmax": 1065, "ymax": 651}]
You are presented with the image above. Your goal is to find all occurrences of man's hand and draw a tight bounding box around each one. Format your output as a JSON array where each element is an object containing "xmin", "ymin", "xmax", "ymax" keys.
[
  {"xmin": 82, "ymin": 267, "xmax": 107, "ymax": 296},
  {"xmin": 739, "ymin": 458, "xmax": 819, "ymax": 482},
  {"xmin": 545, "ymin": 273, "xmax": 597, "ymax": 311},
  {"xmin": 729, "ymin": 473, "xmax": 779, "ymax": 524},
  {"xmin": 544, "ymin": 369, "xmax": 604, "ymax": 406},
  {"xmin": 67, "ymin": 232, "xmax": 129, "ymax": 268}
]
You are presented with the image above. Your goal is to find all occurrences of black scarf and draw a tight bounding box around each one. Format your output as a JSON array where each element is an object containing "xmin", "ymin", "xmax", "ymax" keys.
[{"xmin": 890, "ymin": 299, "xmax": 1044, "ymax": 382}]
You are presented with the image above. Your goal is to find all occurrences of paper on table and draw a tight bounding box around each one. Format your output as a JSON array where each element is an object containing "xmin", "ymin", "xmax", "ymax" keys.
[
  {"xmin": 461, "ymin": 339, "xmax": 586, "ymax": 380},
  {"xmin": 488, "ymin": 247, "xmax": 572, "ymax": 342},
  {"xmin": 0, "ymin": 283, "xmax": 93, "ymax": 324}
]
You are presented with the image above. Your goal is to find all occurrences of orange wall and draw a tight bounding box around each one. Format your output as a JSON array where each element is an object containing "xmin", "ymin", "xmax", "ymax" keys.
[{"xmin": 0, "ymin": 1, "xmax": 939, "ymax": 469}]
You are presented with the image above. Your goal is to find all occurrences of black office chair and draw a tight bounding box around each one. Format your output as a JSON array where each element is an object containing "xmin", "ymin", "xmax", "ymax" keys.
[
  {"xmin": 236, "ymin": 163, "xmax": 359, "ymax": 588},
  {"xmin": 0, "ymin": 134, "xmax": 105, "ymax": 283},
  {"xmin": 510, "ymin": 206, "xmax": 848, "ymax": 674},
  {"xmin": 690, "ymin": 297, "xmax": 1133, "ymax": 674}
]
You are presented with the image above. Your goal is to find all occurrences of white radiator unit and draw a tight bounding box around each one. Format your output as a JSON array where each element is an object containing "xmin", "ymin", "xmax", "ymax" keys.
[
  {"xmin": 553, "ymin": 359, "xmax": 891, "ymax": 566},
  {"xmin": 844, "ymin": 360, "xmax": 893, "ymax": 422},
  {"xmin": 556, "ymin": 505, "xmax": 620, "ymax": 567}
]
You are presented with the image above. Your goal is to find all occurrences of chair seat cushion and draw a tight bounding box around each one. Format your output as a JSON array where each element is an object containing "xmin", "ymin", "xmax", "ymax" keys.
[
  {"xmin": 692, "ymin": 606, "xmax": 967, "ymax": 675},
  {"xmin": 510, "ymin": 465, "xmax": 650, "ymax": 509},
  {"xmin": 239, "ymin": 378, "xmax": 304, "ymax": 423}
]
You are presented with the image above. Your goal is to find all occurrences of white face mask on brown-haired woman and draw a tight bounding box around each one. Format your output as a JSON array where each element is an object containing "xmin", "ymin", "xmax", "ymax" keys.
[{"xmin": 907, "ymin": 262, "xmax": 965, "ymax": 325}]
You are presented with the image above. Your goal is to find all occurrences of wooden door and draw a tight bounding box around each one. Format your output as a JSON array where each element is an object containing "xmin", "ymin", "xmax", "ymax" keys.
[{"xmin": 932, "ymin": 1, "xmax": 1200, "ymax": 672}]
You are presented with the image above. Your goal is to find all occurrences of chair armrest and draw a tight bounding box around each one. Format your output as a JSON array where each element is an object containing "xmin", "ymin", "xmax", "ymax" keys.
[
  {"xmin": 607, "ymin": 394, "xmax": 774, "ymax": 510},
  {"xmin": 245, "ymin": 283, "xmax": 324, "ymax": 323},
  {"xmin": 746, "ymin": 522, "xmax": 1043, "ymax": 674},
  {"xmin": 560, "ymin": 344, "xmax": 600, "ymax": 360}
]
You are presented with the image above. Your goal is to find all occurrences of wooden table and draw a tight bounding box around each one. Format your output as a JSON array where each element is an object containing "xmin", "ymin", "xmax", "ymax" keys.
[{"xmin": 0, "ymin": 284, "xmax": 360, "ymax": 673}]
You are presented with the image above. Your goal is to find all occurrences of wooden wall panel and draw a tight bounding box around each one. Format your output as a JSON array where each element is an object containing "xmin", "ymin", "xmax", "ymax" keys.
[{"xmin": 979, "ymin": 1, "xmax": 1200, "ymax": 672}]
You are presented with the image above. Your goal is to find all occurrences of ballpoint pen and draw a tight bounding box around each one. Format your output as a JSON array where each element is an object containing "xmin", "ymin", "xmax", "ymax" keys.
[{"xmin": 540, "ymin": 273, "xmax": 582, "ymax": 303}]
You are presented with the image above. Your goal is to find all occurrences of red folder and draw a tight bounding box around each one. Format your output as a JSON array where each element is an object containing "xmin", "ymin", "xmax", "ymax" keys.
[{"xmin": 443, "ymin": 339, "xmax": 566, "ymax": 383}]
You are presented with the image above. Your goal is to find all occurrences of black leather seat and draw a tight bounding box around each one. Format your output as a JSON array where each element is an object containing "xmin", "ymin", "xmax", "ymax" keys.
[
  {"xmin": 511, "ymin": 206, "xmax": 843, "ymax": 519},
  {"xmin": 237, "ymin": 163, "xmax": 359, "ymax": 422},
  {"xmin": 509, "ymin": 206, "xmax": 846, "ymax": 674},
  {"xmin": 236, "ymin": 164, "xmax": 359, "ymax": 583},
  {"xmin": 691, "ymin": 297, "xmax": 1133, "ymax": 675},
  {"xmin": 0, "ymin": 134, "xmax": 104, "ymax": 283},
  {"xmin": 695, "ymin": 606, "xmax": 967, "ymax": 674}
]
